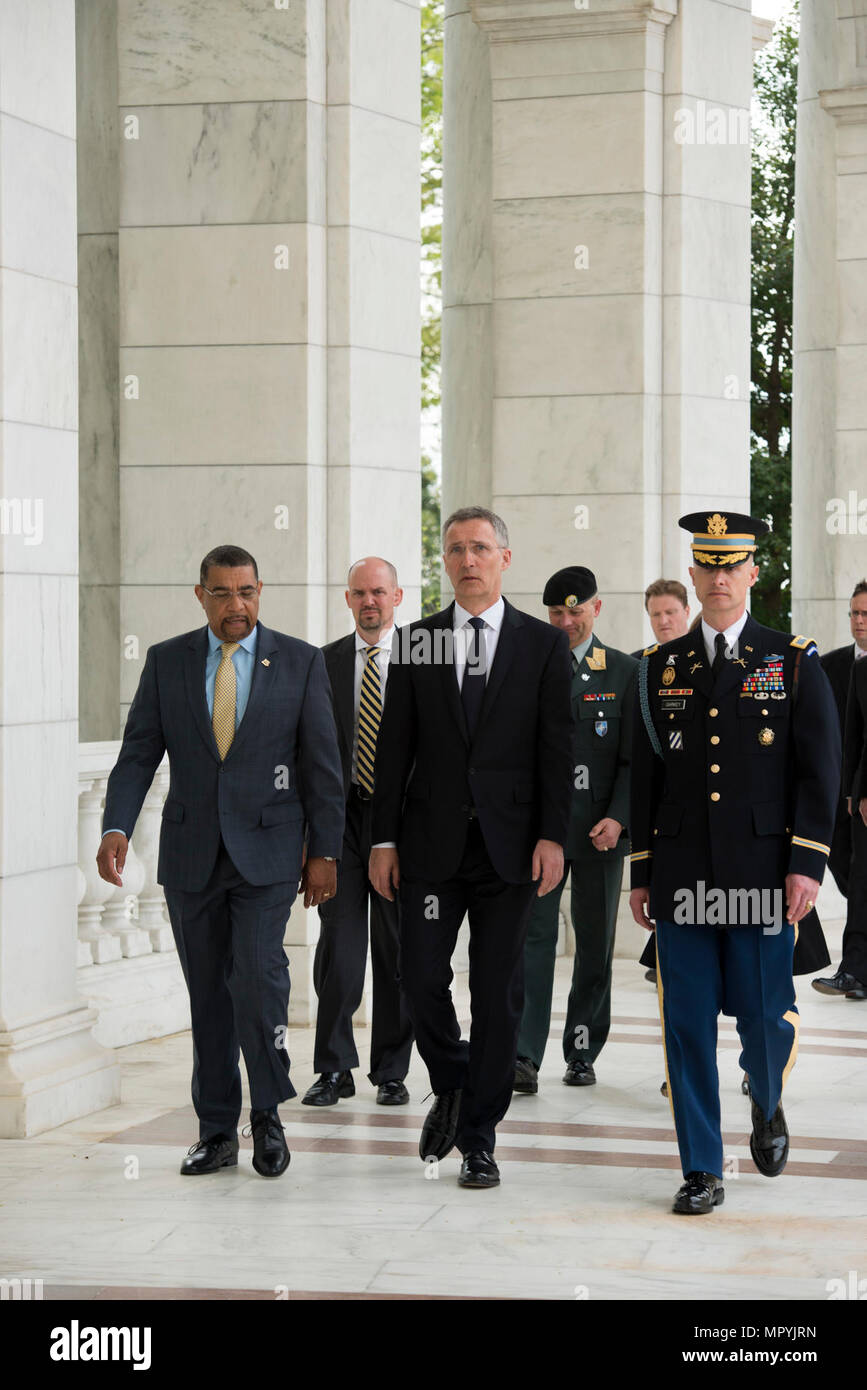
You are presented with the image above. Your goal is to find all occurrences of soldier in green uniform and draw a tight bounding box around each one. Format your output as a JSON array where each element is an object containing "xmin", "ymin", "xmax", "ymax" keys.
[{"xmin": 514, "ymin": 567, "xmax": 637, "ymax": 1093}]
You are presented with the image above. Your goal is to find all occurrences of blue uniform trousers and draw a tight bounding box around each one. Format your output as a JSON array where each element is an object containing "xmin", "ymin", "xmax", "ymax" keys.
[{"xmin": 655, "ymin": 920, "xmax": 798, "ymax": 1178}]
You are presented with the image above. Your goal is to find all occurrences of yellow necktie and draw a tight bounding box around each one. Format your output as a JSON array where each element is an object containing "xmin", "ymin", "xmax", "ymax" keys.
[
  {"xmin": 212, "ymin": 642, "xmax": 240, "ymax": 760},
  {"xmin": 356, "ymin": 646, "xmax": 382, "ymax": 794}
]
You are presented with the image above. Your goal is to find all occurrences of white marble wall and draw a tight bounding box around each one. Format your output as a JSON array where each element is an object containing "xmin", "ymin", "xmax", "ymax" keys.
[
  {"xmin": 443, "ymin": 0, "xmax": 753, "ymax": 656},
  {"xmin": 793, "ymin": 0, "xmax": 867, "ymax": 650},
  {"xmin": 0, "ymin": 0, "xmax": 120, "ymax": 1136}
]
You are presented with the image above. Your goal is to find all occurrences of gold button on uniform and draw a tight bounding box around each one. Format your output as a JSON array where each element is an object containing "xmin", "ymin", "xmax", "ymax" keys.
[
  {"xmin": 762, "ymin": 708, "xmax": 769, "ymax": 716},
  {"xmin": 710, "ymin": 764, "xmax": 720, "ymax": 773},
  {"xmin": 710, "ymin": 735, "xmax": 720, "ymax": 745},
  {"xmin": 709, "ymin": 707, "xmax": 718, "ymax": 718},
  {"xmin": 710, "ymin": 792, "xmax": 721, "ymax": 802}
]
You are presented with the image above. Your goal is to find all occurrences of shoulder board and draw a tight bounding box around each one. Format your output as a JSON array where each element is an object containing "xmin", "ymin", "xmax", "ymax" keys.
[
  {"xmin": 790, "ymin": 635, "xmax": 813, "ymax": 650},
  {"xmin": 642, "ymin": 643, "xmax": 658, "ymax": 656}
]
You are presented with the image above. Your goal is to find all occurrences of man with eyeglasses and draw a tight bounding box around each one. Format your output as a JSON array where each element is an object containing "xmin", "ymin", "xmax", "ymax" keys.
[
  {"xmin": 813, "ymin": 579, "xmax": 867, "ymax": 999},
  {"xmin": 369, "ymin": 507, "xmax": 572, "ymax": 1188},
  {"xmin": 97, "ymin": 544, "xmax": 344, "ymax": 1178}
]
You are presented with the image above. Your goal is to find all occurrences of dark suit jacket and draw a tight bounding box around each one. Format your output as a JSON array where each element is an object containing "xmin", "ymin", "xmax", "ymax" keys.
[
  {"xmin": 843, "ymin": 655, "xmax": 867, "ymax": 804},
  {"xmin": 820, "ymin": 643, "xmax": 855, "ymax": 734},
  {"xmin": 102, "ymin": 621, "xmax": 345, "ymax": 892},
  {"xmin": 321, "ymin": 629, "xmax": 402, "ymax": 799},
  {"xmin": 371, "ymin": 598, "xmax": 573, "ymax": 884},
  {"xmin": 567, "ymin": 637, "xmax": 637, "ymax": 861},
  {"xmin": 630, "ymin": 614, "xmax": 840, "ymax": 922}
]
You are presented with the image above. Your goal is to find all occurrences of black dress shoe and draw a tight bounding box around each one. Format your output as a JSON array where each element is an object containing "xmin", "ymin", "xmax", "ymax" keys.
[
  {"xmin": 660, "ymin": 1079, "xmax": 668, "ymax": 1096},
  {"xmin": 812, "ymin": 969, "xmax": 863, "ymax": 996},
  {"xmin": 846, "ymin": 981, "xmax": 867, "ymax": 999},
  {"xmin": 458, "ymin": 1151, "xmax": 500, "ymax": 1188},
  {"xmin": 513, "ymin": 1057, "xmax": 539, "ymax": 1094},
  {"xmin": 419, "ymin": 1089, "xmax": 462, "ymax": 1160},
  {"xmin": 245, "ymin": 1108, "xmax": 290, "ymax": 1178},
  {"xmin": 750, "ymin": 1098, "xmax": 789, "ymax": 1177},
  {"xmin": 672, "ymin": 1171, "xmax": 724, "ymax": 1214},
  {"xmin": 563, "ymin": 1059, "xmax": 596, "ymax": 1086},
  {"xmin": 180, "ymin": 1133, "xmax": 238, "ymax": 1176},
  {"xmin": 302, "ymin": 1071, "xmax": 355, "ymax": 1106},
  {"xmin": 376, "ymin": 1079, "xmax": 409, "ymax": 1105},
  {"xmin": 644, "ymin": 968, "xmax": 658, "ymax": 984}
]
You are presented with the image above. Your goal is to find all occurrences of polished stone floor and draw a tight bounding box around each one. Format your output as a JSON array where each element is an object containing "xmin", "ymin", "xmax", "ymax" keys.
[{"xmin": 1, "ymin": 920, "xmax": 865, "ymax": 1301}]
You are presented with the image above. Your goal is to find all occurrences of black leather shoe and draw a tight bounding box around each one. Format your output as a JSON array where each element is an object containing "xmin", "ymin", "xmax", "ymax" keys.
[
  {"xmin": 563, "ymin": 1060, "xmax": 596, "ymax": 1086},
  {"xmin": 660, "ymin": 1079, "xmax": 668, "ymax": 1096},
  {"xmin": 513, "ymin": 1057, "xmax": 539, "ymax": 1094},
  {"xmin": 672, "ymin": 1171, "xmax": 724, "ymax": 1214},
  {"xmin": 458, "ymin": 1151, "xmax": 500, "ymax": 1188},
  {"xmin": 245, "ymin": 1108, "xmax": 290, "ymax": 1178},
  {"xmin": 376, "ymin": 1079, "xmax": 409, "ymax": 1105},
  {"xmin": 812, "ymin": 969, "xmax": 864, "ymax": 996},
  {"xmin": 180, "ymin": 1133, "xmax": 238, "ymax": 1176},
  {"xmin": 419, "ymin": 1089, "xmax": 462, "ymax": 1160},
  {"xmin": 644, "ymin": 968, "xmax": 657, "ymax": 984},
  {"xmin": 302, "ymin": 1071, "xmax": 355, "ymax": 1106},
  {"xmin": 750, "ymin": 1098, "xmax": 789, "ymax": 1177},
  {"xmin": 846, "ymin": 981, "xmax": 867, "ymax": 1000}
]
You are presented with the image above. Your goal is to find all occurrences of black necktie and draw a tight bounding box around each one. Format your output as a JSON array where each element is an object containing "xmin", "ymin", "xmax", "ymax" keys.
[
  {"xmin": 461, "ymin": 617, "xmax": 487, "ymax": 739},
  {"xmin": 712, "ymin": 631, "xmax": 727, "ymax": 678}
]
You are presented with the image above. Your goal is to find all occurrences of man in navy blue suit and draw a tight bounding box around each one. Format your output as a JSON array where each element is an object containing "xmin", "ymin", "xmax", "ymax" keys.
[{"xmin": 97, "ymin": 545, "xmax": 344, "ymax": 1178}]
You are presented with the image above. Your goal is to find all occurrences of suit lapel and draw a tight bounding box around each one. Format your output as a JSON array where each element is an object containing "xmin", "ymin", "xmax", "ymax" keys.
[
  {"xmin": 437, "ymin": 603, "xmax": 470, "ymax": 744},
  {"xmin": 333, "ymin": 634, "xmax": 357, "ymax": 754},
  {"xmin": 185, "ymin": 626, "xmax": 220, "ymax": 762},
  {"xmin": 477, "ymin": 599, "xmax": 520, "ymax": 730}
]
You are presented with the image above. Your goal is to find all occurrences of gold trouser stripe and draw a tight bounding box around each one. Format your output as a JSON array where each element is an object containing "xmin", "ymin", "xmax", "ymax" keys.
[
  {"xmin": 781, "ymin": 1008, "xmax": 800, "ymax": 1089},
  {"xmin": 654, "ymin": 935, "xmax": 676, "ymax": 1123}
]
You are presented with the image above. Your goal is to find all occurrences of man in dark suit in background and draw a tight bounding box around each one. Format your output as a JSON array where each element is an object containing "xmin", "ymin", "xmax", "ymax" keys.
[
  {"xmin": 369, "ymin": 506, "xmax": 573, "ymax": 1189},
  {"xmin": 302, "ymin": 556, "xmax": 414, "ymax": 1107},
  {"xmin": 97, "ymin": 545, "xmax": 345, "ymax": 1178},
  {"xmin": 814, "ymin": 629, "xmax": 867, "ymax": 1000},
  {"xmin": 815, "ymin": 581, "xmax": 867, "ymax": 910},
  {"xmin": 514, "ymin": 567, "xmax": 637, "ymax": 1095}
]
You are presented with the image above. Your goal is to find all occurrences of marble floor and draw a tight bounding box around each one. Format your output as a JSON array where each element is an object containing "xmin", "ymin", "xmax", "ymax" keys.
[{"xmin": 2, "ymin": 923, "xmax": 866, "ymax": 1302}]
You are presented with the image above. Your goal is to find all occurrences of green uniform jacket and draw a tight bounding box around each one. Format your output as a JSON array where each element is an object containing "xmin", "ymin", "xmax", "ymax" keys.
[{"xmin": 566, "ymin": 636, "xmax": 638, "ymax": 861}]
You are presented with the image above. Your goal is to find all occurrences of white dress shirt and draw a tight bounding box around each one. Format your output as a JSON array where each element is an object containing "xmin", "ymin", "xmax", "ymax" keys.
[
  {"xmin": 351, "ymin": 625, "xmax": 395, "ymax": 786},
  {"xmin": 452, "ymin": 596, "xmax": 505, "ymax": 688},
  {"xmin": 700, "ymin": 609, "xmax": 750, "ymax": 667}
]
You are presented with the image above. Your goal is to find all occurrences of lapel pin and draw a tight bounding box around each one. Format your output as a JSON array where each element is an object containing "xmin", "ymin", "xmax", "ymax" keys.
[{"xmin": 261, "ymin": 659, "xmax": 270, "ymax": 667}]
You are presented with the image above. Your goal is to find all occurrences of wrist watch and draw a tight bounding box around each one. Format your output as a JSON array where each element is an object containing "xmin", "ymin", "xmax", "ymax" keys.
[{"xmin": 323, "ymin": 856, "xmax": 336, "ymax": 862}]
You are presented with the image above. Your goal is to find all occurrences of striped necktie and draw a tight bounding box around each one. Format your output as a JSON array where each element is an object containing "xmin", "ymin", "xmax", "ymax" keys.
[
  {"xmin": 356, "ymin": 646, "xmax": 382, "ymax": 794},
  {"xmin": 212, "ymin": 641, "xmax": 240, "ymax": 760}
]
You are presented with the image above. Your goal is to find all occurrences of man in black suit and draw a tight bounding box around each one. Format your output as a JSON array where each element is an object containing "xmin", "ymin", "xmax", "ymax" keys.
[
  {"xmin": 369, "ymin": 506, "xmax": 573, "ymax": 1188},
  {"xmin": 814, "ymin": 609, "xmax": 867, "ymax": 1000},
  {"xmin": 814, "ymin": 583, "xmax": 867, "ymax": 909},
  {"xmin": 302, "ymin": 556, "xmax": 414, "ymax": 1107},
  {"xmin": 97, "ymin": 545, "xmax": 345, "ymax": 1178}
]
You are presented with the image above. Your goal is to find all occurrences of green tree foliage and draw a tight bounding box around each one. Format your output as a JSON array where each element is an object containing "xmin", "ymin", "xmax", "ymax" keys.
[
  {"xmin": 420, "ymin": 2, "xmax": 443, "ymax": 615},
  {"xmin": 751, "ymin": 5, "xmax": 798, "ymax": 629}
]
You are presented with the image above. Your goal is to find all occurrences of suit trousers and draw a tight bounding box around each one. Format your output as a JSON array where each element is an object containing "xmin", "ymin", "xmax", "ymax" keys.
[
  {"xmin": 398, "ymin": 819, "xmax": 538, "ymax": 1154},
  {"xmin": 828, "ymin": 799, "xmax": 851, "ymax": 898},
  {"xmin": 164, "ymin": 838, "xmax": 297, "ymax": 1139},
  {"xmin": 313, "ymin": 789, "xmax": 414, "ymax": 1081},
  {"xmin": 517, "ymin": 851, "xmax": 624, "ymax": 1069},
  {"xmin": 841, "ymin": 812, "xmax": 867, "ymax": 983},
  {"xmin": 655, "ymin": 919, "xmax": 797, "ymax": 1178}
]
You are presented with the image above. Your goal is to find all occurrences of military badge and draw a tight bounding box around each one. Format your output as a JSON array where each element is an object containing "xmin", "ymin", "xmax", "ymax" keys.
[
  {"xmin": 758, "ymin": 727, "xmax": 775, "ymax": 746},
  {"xmin": 669, "ymin": 730, "xmax": 683, "ymax": 750},
  {"xmin": 595, "ymin": 720, "xmax": 608, "ymax": 737},
  {"xmin": 565, "ymin": 594, "xmax": 578, "ymax": 608},
  {"xmin": 662, "ymin": 667, "xmax": 676, "ymax": 686}
]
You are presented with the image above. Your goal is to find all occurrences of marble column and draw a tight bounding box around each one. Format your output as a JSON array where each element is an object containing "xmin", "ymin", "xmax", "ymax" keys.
[
  {"xmin": 793, "ymin": 0, "xmax": 867, "ymax": 649},
  {"xmin": 443, "ymin": 0, "xmax": 754, "ymax": 654},
  {"xmin": 0, "ymin": 0, "xmax": 120, "ymax": 1136}
]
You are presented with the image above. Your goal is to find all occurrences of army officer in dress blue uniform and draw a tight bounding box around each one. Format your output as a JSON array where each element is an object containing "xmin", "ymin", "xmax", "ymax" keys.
[
  {"xmin": 629, "ymin": 511, "xmax": 839, "ymax": 1215},
  {"xmin": 514, "ymin": 567, "xmax": 637, "ymax": 1093}
]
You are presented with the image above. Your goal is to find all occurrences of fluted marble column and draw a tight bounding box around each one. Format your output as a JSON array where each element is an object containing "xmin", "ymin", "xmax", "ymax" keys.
[
  {"xmin": 443, "ymin": 0, "xmax": 754, "ymax": 652},
  {"xmin": 792, "ymin": 0, "xmax": 867, "ymax": 649},
  {"xmin": 0, "ymin": 0, "xmax": 120, "ymax": 1136}
]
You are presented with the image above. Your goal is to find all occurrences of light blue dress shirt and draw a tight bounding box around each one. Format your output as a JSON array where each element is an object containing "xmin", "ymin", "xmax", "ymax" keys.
[{"xmin": 206, "ymin": 623, "xmax": 258, "ymax": 727}]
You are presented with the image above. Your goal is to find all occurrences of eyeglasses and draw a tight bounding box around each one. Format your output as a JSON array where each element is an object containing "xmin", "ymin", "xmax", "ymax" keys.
[
  {"xmin": 445, "ymin": 543, "xmax": 501, "ymax": 558},
  {"xmin": 850, "ymin": 609, "xmax": 867, "ymax": 619},
  {"xmin": 202, "ymin": 586, "xmax": 259, "ymax": 602}
]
